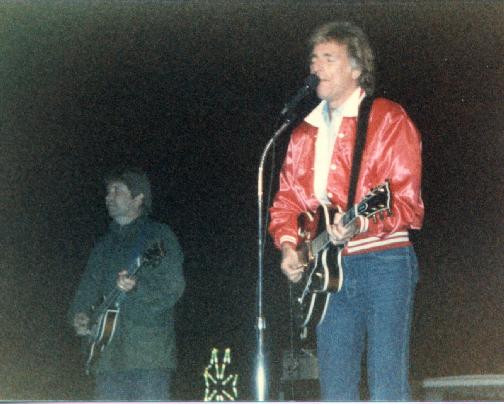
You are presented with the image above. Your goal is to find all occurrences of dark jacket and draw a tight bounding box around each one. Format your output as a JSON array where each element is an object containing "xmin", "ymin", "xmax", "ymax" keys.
[{"xmin": 68, "ymin": 215, "xmax": 185, "ymax": 374}]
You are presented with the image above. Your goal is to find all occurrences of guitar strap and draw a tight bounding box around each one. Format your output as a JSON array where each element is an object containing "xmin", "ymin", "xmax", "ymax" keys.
[
  {"xmin": 117, "ymin": 220, "xmax": 151, "ymax": 303},
  {"xmin": 321, "ymin": 96, "xmax": 375, "ymax": 322},
  {"xmin": 346, "ymin": 95, "xmax": 375, "ymax": 210},
  {"xmin": 289, "ymin": 97, "xmax": 377, "ymax": 340},
  {"xmin": 126, "ymin": 223, "xmax": 148, "ymax": 275}
]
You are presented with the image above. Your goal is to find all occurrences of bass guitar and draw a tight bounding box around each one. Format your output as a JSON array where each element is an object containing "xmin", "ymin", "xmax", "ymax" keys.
[
  {"xmin": 291, "ymin": 181, "xmax": 391, "ymax": 335},
  {"xmin": 83, "ymin": 241, "xmax": 165, "ymax": 374}
]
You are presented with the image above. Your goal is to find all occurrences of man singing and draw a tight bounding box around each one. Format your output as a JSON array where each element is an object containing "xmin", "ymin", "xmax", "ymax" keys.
[{"xmin": 269, "ymin": 21, "xmax": 424, "ymax": 400}]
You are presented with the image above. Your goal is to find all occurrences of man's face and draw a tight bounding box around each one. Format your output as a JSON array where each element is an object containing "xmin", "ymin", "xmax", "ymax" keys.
[
  {"xmin": 105, "ymin": 181, "xmax": 142, "ymax": 222},
  {"xmin": 310, "ymin": 41, "xmax": 361, "ymax": 109}
]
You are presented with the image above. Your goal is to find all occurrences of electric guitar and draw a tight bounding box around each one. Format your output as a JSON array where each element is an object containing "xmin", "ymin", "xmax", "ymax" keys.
[
  {"xmin": 291, "ymin": 181, "xmax": 391, "ymax": 335},
  {"xmin": 83, "ymin": 241, "xmax": 165, "ymax": 374}
]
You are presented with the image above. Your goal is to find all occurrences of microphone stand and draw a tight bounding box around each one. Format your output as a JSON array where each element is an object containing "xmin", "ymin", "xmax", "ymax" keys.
[{"xmin": 254, "ymin": 115, "xmax": 293, "ymax": 401}]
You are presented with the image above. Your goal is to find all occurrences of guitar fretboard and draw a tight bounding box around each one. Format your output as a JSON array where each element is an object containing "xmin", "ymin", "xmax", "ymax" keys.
[
  {"xmin": 310, "ymin": 207, "xmax": 357, "ymax": 254},
  {"xmin": 306, "ymin": 182, "xmax": 389, "ymax": 256},
  {"xmin": 90, "ymin": 242, "xmax": 164, "ymax": 323}
]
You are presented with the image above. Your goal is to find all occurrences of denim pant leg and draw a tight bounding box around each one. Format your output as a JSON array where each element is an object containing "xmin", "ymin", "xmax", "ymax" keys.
[
  {"xmin": 316, "ymin": 258, "xmax": 368, "ymax": 401},
  {"xmin": 316, "ymin": 246, "xmax": 418, "ymax": 401},
  {"xmin": 95, "ymin": 369, "xmax": 172, "ymax": 401},
  {"xmin": 95, "ymin": 371, "xmax": 128, "ymax": 401},
  {"xmin": 365, "ymin": 247, "xmax": 418, "ymax": 401}
]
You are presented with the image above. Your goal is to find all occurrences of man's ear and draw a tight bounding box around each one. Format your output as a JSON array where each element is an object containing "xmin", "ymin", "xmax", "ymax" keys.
[
  {"xmin": 133, "ymin": 193, "xmax": 145, "ymax": 209},
  {"xmin": 351, "ymin": 68, "xmax": 362, "ymax": 80}
]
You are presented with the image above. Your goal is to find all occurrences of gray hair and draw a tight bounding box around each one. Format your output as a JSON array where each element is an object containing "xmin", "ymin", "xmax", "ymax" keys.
[{"xmin": 309, "ymin": 21, "xmax": 375, "ymax": 95}]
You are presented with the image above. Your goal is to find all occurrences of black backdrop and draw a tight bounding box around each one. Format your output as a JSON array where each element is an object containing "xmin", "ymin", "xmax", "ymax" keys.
[{"xmin": 1, "ymin": 0, "xmax": 504, "ymax": 400}]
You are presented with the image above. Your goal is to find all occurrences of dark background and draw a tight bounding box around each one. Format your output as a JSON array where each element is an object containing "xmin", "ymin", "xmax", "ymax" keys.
[{"xmin": 1, "ymin": 0, "xmax": 504, "ymax": 400}]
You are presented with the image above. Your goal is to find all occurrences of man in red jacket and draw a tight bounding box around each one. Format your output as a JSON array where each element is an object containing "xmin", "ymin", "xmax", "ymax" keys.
[{"xmin": 269, "ymin": 21, "xmax": 424, "ymax": 400}]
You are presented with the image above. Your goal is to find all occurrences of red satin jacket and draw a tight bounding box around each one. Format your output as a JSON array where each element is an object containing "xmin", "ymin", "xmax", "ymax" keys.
[{"xmin": 269, "ymin": 97, "xmax": 424, "ymax": 255}]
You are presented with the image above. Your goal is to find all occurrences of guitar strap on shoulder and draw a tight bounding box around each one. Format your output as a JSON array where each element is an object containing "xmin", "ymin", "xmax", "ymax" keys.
[
  {"xmin": 346, "ymin": 95, "xmax": 375, "ymax": 210},
  {"xmin": 126, "ymin": 225, "xmax": 147, "ymax": 274},
  {"xmin": 117, "ymin": 221, "xmax": 152, "ymax": 302},
  {"xmin": 126, "ymin": 220, "xmax": 159, "ymax": 272}
]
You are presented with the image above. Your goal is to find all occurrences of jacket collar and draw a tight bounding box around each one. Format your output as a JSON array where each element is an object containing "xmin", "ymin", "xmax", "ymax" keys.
[
  {"xmin": 305, "ymin": 87, "xmax": 365, "ymax": 128},
  {"xmin": 110, "ymin": 214, "xmax": 148, "ymax": 235}
]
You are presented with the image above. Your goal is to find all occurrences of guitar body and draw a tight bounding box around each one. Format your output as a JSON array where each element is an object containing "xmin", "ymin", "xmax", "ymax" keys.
[
  {"xmin": 85, "ymin": 308, "xmax": 119, "ymax": 374},
  {"xmin": 294, "ymin": 291, "xmax": 330, "ymax": 332},
  {"xmin": 296, "ymin": 216, "xmax": 343, "ymax": 294},
  {"xmin": 292, "ymin": 208, "xmax": 343, "ymax": 330},
  {"xmin": 81, "ymin": 240, "xmax": 165, "ymax": 374},
  {"xmin": 290, "ymin": 182, "xmax": 391, "ymax": 336}
]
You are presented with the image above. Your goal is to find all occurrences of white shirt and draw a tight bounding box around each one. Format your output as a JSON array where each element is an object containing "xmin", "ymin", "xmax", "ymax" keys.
[{"xmin": 306, "ymin": 87, "xmax": 364, "ymax": 204}]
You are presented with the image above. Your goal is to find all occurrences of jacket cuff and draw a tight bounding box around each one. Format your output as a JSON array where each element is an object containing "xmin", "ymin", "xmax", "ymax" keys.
[
  {"xmin": 279, "ymin": 235, "xmax": 298, "ymax": 248},
  {"xmin": 358, "ymin": 216, "xmax": 369, "ymax": 234}
]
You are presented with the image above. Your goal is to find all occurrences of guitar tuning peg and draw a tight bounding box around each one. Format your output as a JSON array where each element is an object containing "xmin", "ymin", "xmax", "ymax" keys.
[
  {"xmin": 387, "ymin": 209, "xmax": 393, "ymax": 217},
  {"xmin": 379, "ymin": 212, "xmax": 384, "ymax": 220},
  {"xmin": 372, "ymin": 216, "xmax": 377, "ymax": 224}
]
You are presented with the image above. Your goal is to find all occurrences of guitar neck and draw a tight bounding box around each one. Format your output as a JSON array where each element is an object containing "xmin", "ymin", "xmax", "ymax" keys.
[
  {"xmin": 91, "ymin": 288, "xmax": 123, "ymax": 322},
  {"xmin": 310, "ymin": 207, "xmax": 357, "ymax": 255},
  {"xmin": 305, "ymin": 182, "xmax": 390, "ymax": 256},
  {"xmin": 89, "ymin": 242, "xmax": 165, "ymax": 322},
  {"xmin": 342, "ymin": 206, "xmax": 357, "ymax": 227},
  {"xmin": 91, "ymin": 259, "xmax": 144, "ymax": 321}
]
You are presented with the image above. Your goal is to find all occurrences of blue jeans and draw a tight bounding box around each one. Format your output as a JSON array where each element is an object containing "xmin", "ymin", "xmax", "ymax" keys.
[
  {"xmin": 95, "ymin": 369, "xmax": 172, "ymax": 401},
  {"xmin": 316, "ymin": 246, "xmax": 419, "ymax": 401}
]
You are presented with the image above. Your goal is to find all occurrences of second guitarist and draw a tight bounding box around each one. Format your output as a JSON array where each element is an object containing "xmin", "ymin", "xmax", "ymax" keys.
[{"xmin": 68, "ymin": 167, "xmax": 185, "ymax": 401}]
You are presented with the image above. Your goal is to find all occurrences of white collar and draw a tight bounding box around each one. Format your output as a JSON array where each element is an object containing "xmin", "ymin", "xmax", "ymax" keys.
[{"xmin": 305, "ymin": 87, "xmax": 365, "ymax": 128}]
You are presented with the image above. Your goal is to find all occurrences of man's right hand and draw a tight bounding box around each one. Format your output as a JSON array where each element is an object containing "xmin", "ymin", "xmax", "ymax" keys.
[
  {"xmin": 73, "ymin": 312, "xmax": 90, "ymax": 336},
  {"xmin": 280, "ymin": 243, "xmax": 305, "ymax": 283}
]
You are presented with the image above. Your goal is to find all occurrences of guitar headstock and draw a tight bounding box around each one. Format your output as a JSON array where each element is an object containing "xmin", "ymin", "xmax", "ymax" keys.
[
  {"xmin": 357, "ymin": 180, "xmax": 392, "ymax": 223},
  {"xmin": 141, "ymin": 240, "xmax": 166, "ymax": 267}
]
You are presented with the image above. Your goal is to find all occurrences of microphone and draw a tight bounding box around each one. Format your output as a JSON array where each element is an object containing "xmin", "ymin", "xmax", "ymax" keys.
[{"xmin": 280, "ymin": 74, "xmax": 319, "ymax": 117}]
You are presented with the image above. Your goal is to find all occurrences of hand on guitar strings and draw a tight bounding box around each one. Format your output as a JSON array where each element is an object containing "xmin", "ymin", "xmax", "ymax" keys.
[
  {"xmin": 73, "ymin": 312, "xmax": 91, "ymax": 336},
  {"xmin": 117, "ymin": 270, "xmax": 137, "ymax": 292},
  {"xmin": 280, "ymin": 243, "xmax": 305, "ymax": 283},
  {"xmin": 327, "ymin": 209, "xmax": 360, "ymax": 245}
]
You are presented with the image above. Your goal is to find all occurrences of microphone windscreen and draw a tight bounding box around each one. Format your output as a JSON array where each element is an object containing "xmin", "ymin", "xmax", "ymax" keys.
[{"xmin": 304, "ymin": 74, "xmax": 320, "ymax": 90}]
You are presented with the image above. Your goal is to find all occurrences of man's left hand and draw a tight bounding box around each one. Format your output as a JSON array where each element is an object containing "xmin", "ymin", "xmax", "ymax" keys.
[
  {"xmin": 327, "ymin": 211, "xmax": 359, "ymax": 245},
  {"xmin": 117, "ymin": 270, "xmax": 137, "ymax": 292}
]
